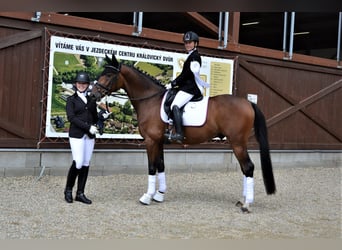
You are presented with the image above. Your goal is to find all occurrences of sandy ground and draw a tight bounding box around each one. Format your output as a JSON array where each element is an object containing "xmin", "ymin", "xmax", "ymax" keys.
[{"xmin": 0, "ymin": 166, "xmax": 340, "ymax": 239}]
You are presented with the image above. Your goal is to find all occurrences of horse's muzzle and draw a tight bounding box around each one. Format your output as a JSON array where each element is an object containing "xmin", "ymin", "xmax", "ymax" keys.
[{"xmin": 89, "ymin": 92, "xmax": 102, "ymax": 102}]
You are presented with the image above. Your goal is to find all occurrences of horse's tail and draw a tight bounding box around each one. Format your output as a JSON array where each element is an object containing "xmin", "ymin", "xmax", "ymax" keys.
[{"xmin": 251, "ymin": 102, "xmax": 276, "ymax": 195}]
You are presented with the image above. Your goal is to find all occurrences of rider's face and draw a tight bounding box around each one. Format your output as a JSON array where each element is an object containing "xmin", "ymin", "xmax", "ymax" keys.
[
  {"xmin": 184, "ymin": 41, "xmax": 195, "ymax": 52},
  {"xmin": 76, "ymin": 82, "xmax": 89, "ymax": 92}
]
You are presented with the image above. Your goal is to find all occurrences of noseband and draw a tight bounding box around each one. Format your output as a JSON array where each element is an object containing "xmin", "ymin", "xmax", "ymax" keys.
[{"xmin": 94, "ymin": 64, "xmax": 121, "ymax": 96}]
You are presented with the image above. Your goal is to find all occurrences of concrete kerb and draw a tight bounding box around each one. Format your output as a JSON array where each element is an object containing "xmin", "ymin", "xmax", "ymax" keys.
[{"xmin": 0, "ymin": 148, "xmax": 341, "ymax": 177}]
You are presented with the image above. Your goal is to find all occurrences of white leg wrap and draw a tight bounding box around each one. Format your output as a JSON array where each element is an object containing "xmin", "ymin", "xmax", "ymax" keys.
[
  {"xmin": 152, "ymin": 172, "xmax": 166, "ymax": 202},
  {"xmin": 245, "ymin": 177, "xmax": 254, "ymax": 204},
  {"xmin": 157, "ymin": 172, "xmax": 166, "ymax": 193},
  {"xmin": 243, "ymin": 175, "xmax": 247, "ymax": 197},
  {"xmin": 139, "ymin": 175, "xmax": 156, "ymax": 205},
  {"xmin": 147, "ymin": 175, "xmax": 156, "ymax": 196}
]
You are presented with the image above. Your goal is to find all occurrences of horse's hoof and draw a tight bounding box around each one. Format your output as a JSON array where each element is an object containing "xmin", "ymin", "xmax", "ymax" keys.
[
  {"xmin": 235, "ymin": 201, "xmax": 244, "ymax": 207},
  {"xmin": 152, "ymin": 191, "xmax": 165, "ymax": 202},
  {"xmin": 241, "ymin": 207, "xmax": 251, "ymax": 214},
  {"xmin": 139, "ymin": 193, "xmax": 152, "ymax": 205}
]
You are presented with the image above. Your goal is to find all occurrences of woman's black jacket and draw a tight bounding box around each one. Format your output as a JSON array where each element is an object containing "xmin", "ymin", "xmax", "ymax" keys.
[
  {"xmin": 173, "ymin": 49, "xmax": 202, "ymax": 98},
  {"xmin": 66, "ymin": 93, "xmax": 98, "ymax": 139}
]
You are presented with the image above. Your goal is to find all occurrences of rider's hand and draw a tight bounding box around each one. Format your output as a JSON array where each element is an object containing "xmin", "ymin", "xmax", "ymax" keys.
[
  {"xmin": 101, "ymin": 111, "xmax": 112, "ymax": 119},
  {"xmin": 89, "ymin": 125, "xmax": 98, "ymax": 135}
]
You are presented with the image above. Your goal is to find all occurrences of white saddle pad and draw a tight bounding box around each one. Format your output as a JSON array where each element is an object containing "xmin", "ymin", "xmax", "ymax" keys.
[{"xmin": 160, "ymin": 91, "xmax": 209, "ymax": 126}]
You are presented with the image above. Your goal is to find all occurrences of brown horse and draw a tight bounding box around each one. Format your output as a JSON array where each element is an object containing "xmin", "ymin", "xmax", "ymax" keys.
[{"xmin": 91, "ymin": 55, "xmax": 276, "ymax": 213}]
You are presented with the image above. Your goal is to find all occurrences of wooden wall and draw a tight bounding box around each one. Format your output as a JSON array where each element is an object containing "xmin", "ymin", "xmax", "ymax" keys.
[{"xmin": 0, "ymin": 13, "xmax": 341, "ymax": 150}]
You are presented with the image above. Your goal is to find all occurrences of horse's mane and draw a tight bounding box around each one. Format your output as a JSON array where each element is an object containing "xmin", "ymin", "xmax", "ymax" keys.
[
  {"xmin": 127, "ymin": 65, "xmax": 166, "ymax": 89},
  {"xmin": 102, "ymin": 55, "xmax": 166, "ymax": 89}
]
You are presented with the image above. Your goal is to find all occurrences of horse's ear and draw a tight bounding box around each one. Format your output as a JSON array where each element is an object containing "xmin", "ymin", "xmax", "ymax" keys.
[
  {"xmin": 104, "ymin": 54, "xmax": 111, "ymax": 65},
  {"xmin": 111, "ymin": 54, "xmax": 119, "ymax": 68}
]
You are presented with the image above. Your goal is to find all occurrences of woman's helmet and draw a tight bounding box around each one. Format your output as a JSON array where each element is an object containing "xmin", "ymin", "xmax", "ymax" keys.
[
  {"xmin": 183, "ymin": 31, "xmax": 199, "ymax": 44},
  {"xmin": 75, "ymin": 72, "xmax": 90, "ymax": 83}
]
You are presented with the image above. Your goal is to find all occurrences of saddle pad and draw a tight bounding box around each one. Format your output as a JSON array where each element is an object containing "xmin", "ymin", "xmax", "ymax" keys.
[{"xmin": 160, "ymin": 91, "xmax": 209, "ymax": 126}]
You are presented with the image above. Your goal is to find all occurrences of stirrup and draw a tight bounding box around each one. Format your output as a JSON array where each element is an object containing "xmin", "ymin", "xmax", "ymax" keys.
[
  {"xmin": 164, "ymin": 129, "xmax": 173, "ymax": 140},
  {"xmin": 170, "ymin": 133, "xmax": 183, "ymax": 143}
]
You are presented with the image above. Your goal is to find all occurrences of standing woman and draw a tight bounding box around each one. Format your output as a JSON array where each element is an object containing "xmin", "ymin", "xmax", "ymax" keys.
[{"xmin": 64, "ymin": 72, "xmax": 98, "ymax": 204}]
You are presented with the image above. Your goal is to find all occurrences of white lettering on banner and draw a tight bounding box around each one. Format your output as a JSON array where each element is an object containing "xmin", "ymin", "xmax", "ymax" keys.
[
  {"xmin": 118, "ymin": 51, "xmax": 136, "ymax": 57},
  {"xmin": 136, "ymin": 53, "xmax": 161, "ymax": 61},
  {"xmin": 90, "ymin": 47, "xmax": 117, "ymax": 55},
  {"xmin": 163, "ymin": 56, "xmax": 173, "ymax": 62}
]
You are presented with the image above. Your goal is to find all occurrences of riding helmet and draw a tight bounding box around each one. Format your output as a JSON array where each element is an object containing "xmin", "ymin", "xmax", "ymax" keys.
[
  {"xmin": 75, "ymin": 72, "xmax": 90, "ymax": 83},
  {"xmin": 183, "ymin": 31, "xmax": 199, "ymax": 44}
]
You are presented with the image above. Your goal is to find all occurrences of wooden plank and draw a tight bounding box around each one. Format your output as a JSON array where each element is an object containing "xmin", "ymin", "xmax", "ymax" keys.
[
  {"xmin": 0, "ymin": 117, "xmax": 34, "ymax": 139},
  {"xmin": 266, "ymin": 79, "xmax": 342, "ymax": 141},
  {"xmin": 240, "ymin": 58, "xmax": 342, "ymax": 142},
  {"xmin": 0, "ymin": 12, "xmax": 339, "ymax": 69},
  {"xmin": 0, "ymin": 29, "xmax": 42, "ymax": 49},
  {"xmin": 239, "ymin": 58, "xmax": 298, "ymax": 104},
  {"xmin": 0, "ymin": 139, "xmax": 37, "ymax": 148},
  {"xmin": 185, "ymin": 12, "xmax": 219, "ymax": 36},
  {"xmin": 229, "ymin": 12, "xmax": 240, "ymax": 44}
]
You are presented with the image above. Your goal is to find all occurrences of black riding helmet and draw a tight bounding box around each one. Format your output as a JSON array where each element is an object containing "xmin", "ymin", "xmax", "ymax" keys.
[
  {"xmin": 75, "ymin": 71, "xmax": 90, "ymax": 83},
  {"xmin": 183, "ymin": 31, "xmax": 199, "ymax": 44}
]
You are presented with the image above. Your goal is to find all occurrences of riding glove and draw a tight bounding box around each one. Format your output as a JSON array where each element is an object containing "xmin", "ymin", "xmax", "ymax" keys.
[
  {"xmin": 89, "ymin": 125, "xmax": 98, "ymax": 135},
  {"xmin": 101, "ymin": 111, "xmax": 112, "ymax": 120}
]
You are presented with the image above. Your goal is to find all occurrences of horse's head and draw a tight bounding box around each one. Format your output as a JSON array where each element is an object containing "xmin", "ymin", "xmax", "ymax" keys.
[{"xmin": 90, "ymin": 54, "xmax": 122, "ymax": 101}]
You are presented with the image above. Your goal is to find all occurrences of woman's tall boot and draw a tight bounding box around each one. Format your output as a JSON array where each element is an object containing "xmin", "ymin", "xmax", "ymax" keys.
[
  {"xmin": 170, "ymin": 105, "xmax": 184, "ymax": 143},
  {"xmin": 64, "ymin": 161, "xmax": 78, "ymax": 203},
  {"xmin": 75, "ymin": 166, "xmax": 92, "ymax": 204}
]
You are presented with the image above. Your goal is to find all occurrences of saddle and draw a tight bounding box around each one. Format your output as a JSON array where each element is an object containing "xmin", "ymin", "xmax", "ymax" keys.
[{"xmin": 160, "ymin": 89, "xmax": 209, "ymax": 126}]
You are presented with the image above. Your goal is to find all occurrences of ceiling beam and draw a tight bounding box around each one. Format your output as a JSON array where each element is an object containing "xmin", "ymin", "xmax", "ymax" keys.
[{"xmin": 184, "ymin": 12, "xmax": 218, "ymax": 36}]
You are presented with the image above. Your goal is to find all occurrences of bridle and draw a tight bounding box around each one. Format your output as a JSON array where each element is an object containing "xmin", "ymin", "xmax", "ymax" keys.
[
  {"xmin": 93, "ymin": 64, "xmax": 121, "ymax": 97},
  {"xmin": 94, "ymin": 64, "xmax": 166, "ymax": 102}
]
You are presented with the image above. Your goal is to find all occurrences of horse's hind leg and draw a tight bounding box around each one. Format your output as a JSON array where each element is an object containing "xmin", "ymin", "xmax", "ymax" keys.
[{"xmin": 232, "ymin": 145, "xmax": 255, "ymax": 213}]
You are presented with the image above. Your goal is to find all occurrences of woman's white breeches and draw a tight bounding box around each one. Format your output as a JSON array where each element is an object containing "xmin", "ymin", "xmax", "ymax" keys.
[{"xmin": 69, "ymin": 135, "xmax": 95, "ymax": 169}]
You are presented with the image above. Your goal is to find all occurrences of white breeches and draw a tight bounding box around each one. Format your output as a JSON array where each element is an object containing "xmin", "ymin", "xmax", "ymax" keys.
[
  {"xmin": 171, "ymin": 90, "xmax": 194, "ymax": 109},
  {"xmin": 69, "ymin": 135, "xmax": 95, "ymax": 169}
]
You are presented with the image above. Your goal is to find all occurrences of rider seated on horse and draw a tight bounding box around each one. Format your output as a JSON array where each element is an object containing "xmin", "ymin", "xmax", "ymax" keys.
[{"xmin": 168, "ymin": 31, "xmax": 210, "ymax": 143}]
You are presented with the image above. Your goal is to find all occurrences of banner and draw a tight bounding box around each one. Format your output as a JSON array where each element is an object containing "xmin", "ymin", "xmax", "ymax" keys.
[{"xmin": 46, "ymin": 35, "xmax": 234, "ymax": 139}]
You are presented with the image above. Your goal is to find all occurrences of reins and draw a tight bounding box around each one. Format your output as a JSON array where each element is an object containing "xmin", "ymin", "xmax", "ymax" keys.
[
  {"xmin": 111, "ymin": 90, "xmax": 166, "ymax": 101},
  {"xmin": 97, "ymin": 64, "xmax": 166, "ymax": 102}
]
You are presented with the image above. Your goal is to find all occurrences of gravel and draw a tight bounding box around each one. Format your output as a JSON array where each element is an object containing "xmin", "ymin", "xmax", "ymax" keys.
[{"xmin": 0, "ymin": 166, "xmax": 340, "ymax": 239}]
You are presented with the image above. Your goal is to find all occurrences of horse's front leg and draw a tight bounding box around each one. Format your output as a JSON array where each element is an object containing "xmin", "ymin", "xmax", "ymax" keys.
[{"xmin": 139, "ymin": 140, "xmax": 166, "ymax": 205}]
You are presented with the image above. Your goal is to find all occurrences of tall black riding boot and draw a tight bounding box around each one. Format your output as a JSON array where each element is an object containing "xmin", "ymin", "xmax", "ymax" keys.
[
  {"xmin": 170, "ymin": 105, "xmax": 184, "ymax": 143},
  {"xmin": 64, "ymin": 161, "xmax": 78, "ymax": 203},
  {"xmin": 75, "ymin": 166, "xmax": 92, "ymax": 204}
]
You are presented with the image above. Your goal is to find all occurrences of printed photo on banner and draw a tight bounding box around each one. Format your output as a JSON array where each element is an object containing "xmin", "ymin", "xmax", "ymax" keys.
[{"xmin": 45, "ymin": 35, "xmax": 234, "ymax": 139}]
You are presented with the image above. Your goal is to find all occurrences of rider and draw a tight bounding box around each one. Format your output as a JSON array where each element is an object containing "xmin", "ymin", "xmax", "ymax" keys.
[
  {"xmin": 64, "ymin": 72, "xmax": 99, "ymax": 204},
  {"xmin": 169, "ymin": 31, "xmax": 210, "ymax": 143}
]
